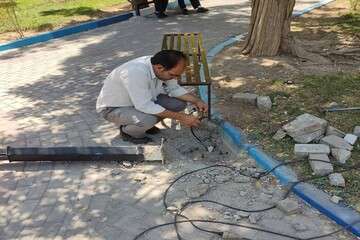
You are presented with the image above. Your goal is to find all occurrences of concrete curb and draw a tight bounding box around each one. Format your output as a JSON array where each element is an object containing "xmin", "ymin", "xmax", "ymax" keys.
[
  {"xmin": 0, "ymin": 12, "xmax": 133, "ymax": 52},
  {"xmin": 198, "ymin": 2, "xmax": 360, "ymax": 238}
]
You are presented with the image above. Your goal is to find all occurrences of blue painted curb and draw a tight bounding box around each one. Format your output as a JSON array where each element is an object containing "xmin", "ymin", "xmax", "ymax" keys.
[
  {"xmin": 199, "ymin": 1, "xmax": 360, "ymax": 237},
  {"xmin": 0, "ymin": 12, "xmax": 133, "ymax": 52},
  {"xmin": 293, "ymin": 0, "xmax": 335, "ymax": 17}
]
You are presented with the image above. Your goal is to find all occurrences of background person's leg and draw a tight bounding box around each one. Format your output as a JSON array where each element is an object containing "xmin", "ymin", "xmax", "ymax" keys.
[
  {"xmin": 177, "ymin": 0, "xmax": 186, "ymax": 9},
  {"xmin": 155, "ymin": 94, "xmax": 187, "ymax": 112},
  {"xmin": 189, "ymin": 0, "xmax": 201, "ymax": 9},
  {"xmin": 103, "ymin": 107, "xmax": 159, "ymax": 138}
]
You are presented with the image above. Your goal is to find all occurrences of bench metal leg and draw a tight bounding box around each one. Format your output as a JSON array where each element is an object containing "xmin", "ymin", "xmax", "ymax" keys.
[
  {"xmin": 207, "ymin": 84, "xmax": 211, "ymax": 120},
  {"xmin": 135, "ymin": 6, "xmax": 141, "ymax": 16}
]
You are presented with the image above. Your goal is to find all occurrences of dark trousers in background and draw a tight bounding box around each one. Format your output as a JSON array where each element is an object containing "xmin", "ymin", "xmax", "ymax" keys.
[
  {"xmin": 178, "ymin": 0, "xmax": 200, "ymax": 9},
  {"xmin": 154, "ymin": 0, "xmax": 169, "ymax": 13}
]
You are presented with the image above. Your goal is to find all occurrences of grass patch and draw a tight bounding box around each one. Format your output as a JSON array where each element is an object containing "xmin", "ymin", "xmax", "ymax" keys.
[
  {"xmin": 336, "ymin": 13, "xmax": 360, "ymax": 33},
  {"xmin": 0, "ymin": 0, "xmax": 128, "ymax": 33}
]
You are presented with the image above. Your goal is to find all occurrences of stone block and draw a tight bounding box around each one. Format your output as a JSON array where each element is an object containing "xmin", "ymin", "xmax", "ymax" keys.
[
  {"xmin": 257, "ymin": 96, "xmax": 272, "ymax": 111},
  {"xmin": 331, "ymin": 148, "xmax": 351, "ymax": 164},
  {"xmin": 294, "ymin": 144, "xmax": 330, "ymax": 158},
  {"xmin": 328, "ymin": 173, "xmax": 345, "ymax": 187},
  {"xmin": 344, "ymin": 134, "xmax": 358, "ymax": 145},
  {"xmin": 354, "ymin": 126, "xmax": 360, "ymax": 137},
  {"xmin": 282, "ymin": 113, "xmax": 327, "ymax": 143},
  {"xmin": 232, "ymin": 93, "xmax": 258, "ymax": 105},
  {"xmin": 309, "ymin": 154, "xmax": 333, "ymax": 176},
  {"xmin": 273, "ymin": 129, "xmax": 287, "ymax": 140},
  {"xmin": 141, "ymin": 145, "xmax": 164, "ymax": 163},
  {"xmin": 320, "ymin": 135, "xmax": 353, "ymax": 151},
  {"xmin": 326, "ymin": 126, "xmax": 345, "ymax": 138},
  {"xmin": 276, "ymin": 198, "xmax": 299, "ymax": 214}
]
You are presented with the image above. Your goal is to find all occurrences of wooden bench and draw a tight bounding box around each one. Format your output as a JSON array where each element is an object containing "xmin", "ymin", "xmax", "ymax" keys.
[
  {"xmin": 128, "ymin": 0, "xmax": 154, "ymax": 16},
  {"xmin": 161, "ymin": 32, "xmax": 212, "ymax": 119}
]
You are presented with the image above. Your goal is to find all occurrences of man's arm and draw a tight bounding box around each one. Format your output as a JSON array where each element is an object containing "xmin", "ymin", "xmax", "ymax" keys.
[
  {"xmin": 156, "ymin": 110, "xmax": 201, "ymax": 127},
  {"xmin": 176, "ymin": 93, "xmax": 208, "ymax": 113}
]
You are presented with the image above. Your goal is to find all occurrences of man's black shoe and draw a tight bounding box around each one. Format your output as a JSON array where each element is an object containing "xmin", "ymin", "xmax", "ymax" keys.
[
  {"xmin": 196, "ymin": 7, "xmax": 209, "ymax": 13},
  {"xmin": 145, "ymin": 126, "xmax": 161, "ymax": 135},
  {"xmin": 120, "ymin": 127, "xmax": 152, "ymax": 144},
  {"xmin": 156, "ymin": 12, "xmax": 168, "ymax": 19},
  {"xmin": 181, "ymin": 8, "xmax": 189, "ymax": 15}
]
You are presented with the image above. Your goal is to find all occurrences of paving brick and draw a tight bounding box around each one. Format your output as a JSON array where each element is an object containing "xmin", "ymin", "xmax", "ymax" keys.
[
  {"xmin": 331, "ymin": 148, "xmax": 351, "ymax": 164},
  {"xmin": 283, "ymin": 113, "xmax": 327, "ymax": 143},
  {"xmin": 294, "ymin": 144, "xmax": 330, "ymax": 158},
  {"xmin": 354, "ymin": 126, "xmax": 360, "ymax": 137},
  {"xmin": 309, "ymin": 154, "xmax": 333, "ymax": 176},
  {"xmin": 232, "ymin": 93, "xmax": 258, "ymax": 105},
  {"xmin": 320, "ymin": 135, "xmax": 353, "ymax": 151},
  {"xmin": 326, "ymin": 126, "xmax": 345, "ymax": 138},
  {"xmin": 328, "ymin": 173, "xmax": 345, "ymax": 187},
  {"xmin": 344, "ymin": 133, "xmax": 358, "ymax": 145}
]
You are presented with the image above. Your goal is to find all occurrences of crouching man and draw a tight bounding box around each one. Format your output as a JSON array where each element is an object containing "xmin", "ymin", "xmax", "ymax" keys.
[{"xmin": 96, "ymin": 50, "xmax": 208, "ymax": 144}]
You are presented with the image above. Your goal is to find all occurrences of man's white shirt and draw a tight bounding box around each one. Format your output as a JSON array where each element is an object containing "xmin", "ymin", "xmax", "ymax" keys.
[{"xmin": 96, "ymin": 56, "xmax": 188, "ymax": 115}]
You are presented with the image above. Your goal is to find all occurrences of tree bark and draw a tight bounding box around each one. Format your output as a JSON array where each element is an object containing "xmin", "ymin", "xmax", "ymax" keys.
[{"xmin": 242, "ymin": 0, "xmax": 295, "ymax": 56}]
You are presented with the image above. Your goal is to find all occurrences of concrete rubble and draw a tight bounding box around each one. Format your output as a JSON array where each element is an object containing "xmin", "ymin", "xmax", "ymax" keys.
[
  {"xmin": 232, "ymin": 92, "xmax": 273, "ymax": 111},
  {"xmin": 276, "ymin": 198, "xmax": 300, "ymax": 215},
  {"xmin": 279, "ymin": 113, "xmax": 358, "ymax": 189},
  {"xmin": 320, "ymin": 135, "xmax": 353, "ymax": 151},
  {"xmin": 354, "ymin": 126, "xmax": 360, "ymax": 137},
  {"xmin": 282, "ymin": 113, "xmax": 328, "ymax": 143},
  {"xmin": 309, "ymin": 154, "xmax": 333, "ymax": 176},
  {"xmin": 331, "ymin": 148, "xmax": 351, "ymax": 164},
  {"xmin": 328, "ymin": 173, "xmax": 345, "ymax": 187},
  {"xmin": 344, "ymin": 133, "xmax": 358, "ymax": 145},
  {"xmin": 326, "ymin": 126, "xmax": 345, "ymax": 138},
  {"xmin": 294, "ymin": 144, "xmax": 330, "ymax": 158},
  {"xmin": 256, "ymin": 96, "xmax": 272, "ymax": 111}
]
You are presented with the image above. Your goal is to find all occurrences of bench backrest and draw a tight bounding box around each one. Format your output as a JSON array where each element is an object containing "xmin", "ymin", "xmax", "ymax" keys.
[{"xmin": 161, "ymin": 32, "xmax": 211, "ymax": 86}]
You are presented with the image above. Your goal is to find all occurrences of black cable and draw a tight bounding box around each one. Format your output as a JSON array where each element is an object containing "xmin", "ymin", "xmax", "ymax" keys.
[{"xmin": 138, "ymin": 119, "xmax": 360, "ymax": 240}]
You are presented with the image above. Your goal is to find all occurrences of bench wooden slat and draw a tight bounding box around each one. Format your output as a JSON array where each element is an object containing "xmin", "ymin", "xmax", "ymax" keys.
[
  {"xmin": 162, "ymin": 36, "xmax": 168, "ymax": 50},
  {"xmin": 201, "ymin": 48, "xmax": 210, "ymax": 82},
  {"xmin": 169, "ymin": 35, "xmax": 174, "ymax": 50},
  {"xmin": 183, "ymin": 34, "xmax": 192, "ymax": 82},
  {"xmin": 177, "ymin": 33, "xmax": 182, "ymax": 51}
]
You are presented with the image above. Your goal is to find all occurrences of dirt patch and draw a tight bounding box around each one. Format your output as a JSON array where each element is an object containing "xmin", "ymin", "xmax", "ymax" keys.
[{"xmin": 211, "ymin": 0, "xmax": 360, "ymax": 209}]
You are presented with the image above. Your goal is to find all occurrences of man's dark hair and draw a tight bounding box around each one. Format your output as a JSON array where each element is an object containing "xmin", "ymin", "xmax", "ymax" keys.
[{"xmin": 151, "ymin": 50, "xmax": 187, "ymax": 70}]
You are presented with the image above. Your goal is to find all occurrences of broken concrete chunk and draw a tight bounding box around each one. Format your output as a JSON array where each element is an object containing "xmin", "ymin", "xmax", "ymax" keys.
[
  {"xmin": 330, "ymin": 195, "xmax": 343, "ymax": 204},
  {"xmin": 294, "ymin": 144, "xmax": 330, "ymax": 158},
  {"xmin": 309, "ymin": 154, "xmax": 333, "ymax": 176},
  {"xmin": 273, "ymin": 129, "xmax": 287, "ymax": 140},
  {"xmin": 344, "ymin": 134, "xmax": 358, "ymax": 145},
  {"xmin": 249, "ymin": 213, "xmax": 263, "ymax": 224},
  {"xmin": 331, "ymin": 148, "xmax": 351, "ymax": 164},
  {"xmin": 320, "ymin": 135, "xmax": 353, "ymax": 151},
  {"xmin": 328, "ymin": 173, "xmax": 345, "ymax": 187},
  {"xmin": 326, "ymin": 126, "xmax": 345, "ymax": 138},
  {"xmin": 276, "ymin": 198, "xmax": 299, "ymax": 215},
  {"xmin": 232, "ymin": 93, "xmax": 258, "ymax": 105},
  {"xmin": 141, "ymin": 145, "xmax": 164, "ymax": 162},
  {"xmin": 282, "ymin": 113, "xmax": 328, "ymax": 143},
  {"xmin": 354, "ymin": 126, "xmax": 360, "ymax": 137},
  {"xmin": 257, "ymin": 96, "xmax": 272, "ymax": 111}
]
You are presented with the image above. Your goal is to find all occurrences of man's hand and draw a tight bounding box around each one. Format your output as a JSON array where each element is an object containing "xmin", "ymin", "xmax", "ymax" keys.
[
  {"xmin": 195, "ymin": 100, "xmax": 208, "ymax": 113},
  {"xmin": 179, "ymin": 114, "xmax": 201, "ymax": 127}
]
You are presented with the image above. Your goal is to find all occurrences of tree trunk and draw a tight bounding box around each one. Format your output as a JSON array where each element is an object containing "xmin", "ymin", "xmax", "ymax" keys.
[{"xmin": 242, "ymin": 0, "xmax": 295, "ymax": 57}]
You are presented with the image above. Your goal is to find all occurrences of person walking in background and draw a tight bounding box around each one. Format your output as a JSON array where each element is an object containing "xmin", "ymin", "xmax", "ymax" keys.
[
  {"xmin": 154, "ymin": 0, "xmax": 169, "ymax": 18},
  {"xmin": 178, "ymin": 0, "xmax": 208, "ymax": 15}
]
